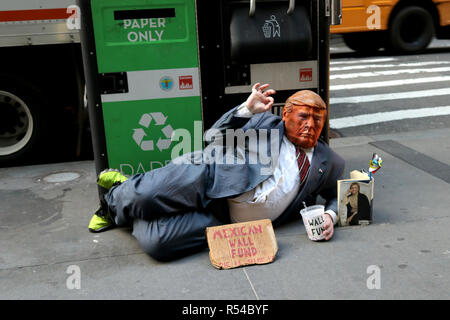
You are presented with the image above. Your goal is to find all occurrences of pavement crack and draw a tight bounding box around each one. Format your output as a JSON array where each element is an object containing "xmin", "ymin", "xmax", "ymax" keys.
[
  {"xmin": 0, "ymin": 251, "xmax": 144, "ymax": 272},
  {"xmin": 243, "ymin": 267, "xmax": 260, "ymax": 300}
]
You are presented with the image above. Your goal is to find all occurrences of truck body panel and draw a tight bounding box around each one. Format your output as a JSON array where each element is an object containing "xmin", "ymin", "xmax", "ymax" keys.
[{"xmin": 0, "ymin": 0, "xmax": 79, "ymax": 47}]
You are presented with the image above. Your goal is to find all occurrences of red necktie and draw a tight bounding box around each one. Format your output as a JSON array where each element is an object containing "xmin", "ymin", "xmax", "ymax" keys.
[{"xmin": 296, "ymin": 146, "xmax": 310, "ymax": 187}]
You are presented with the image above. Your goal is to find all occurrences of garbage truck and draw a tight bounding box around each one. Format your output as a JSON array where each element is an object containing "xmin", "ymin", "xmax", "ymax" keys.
[{"xmin": 0, "ymin": 0, "xmax": 86, "ymax": 166}]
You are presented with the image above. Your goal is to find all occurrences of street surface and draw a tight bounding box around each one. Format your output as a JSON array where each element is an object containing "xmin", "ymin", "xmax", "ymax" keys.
[
  {"xmin": 1, "ymin": 36, "xmax": 450, "ymax": 302},
  {"xmin": 329, "ymin": 36, "xmax": 450, "ymax": 138}
]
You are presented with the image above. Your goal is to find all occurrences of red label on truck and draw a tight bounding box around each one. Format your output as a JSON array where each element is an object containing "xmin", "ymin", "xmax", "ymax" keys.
[{"xmin": 0, "ymin": 8, "xmax": 71, "ymax": 22}]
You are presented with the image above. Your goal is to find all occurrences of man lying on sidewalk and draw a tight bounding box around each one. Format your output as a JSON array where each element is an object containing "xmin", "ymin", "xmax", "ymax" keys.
[{"xmin": 88, "ymin": 83, "xmax": 345, "ymax": 261}]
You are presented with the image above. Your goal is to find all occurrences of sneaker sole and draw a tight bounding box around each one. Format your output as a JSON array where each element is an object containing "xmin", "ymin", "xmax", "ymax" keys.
[{"xmin": 89, "ymin": 224, "xmax": 115, "ymax": 233}]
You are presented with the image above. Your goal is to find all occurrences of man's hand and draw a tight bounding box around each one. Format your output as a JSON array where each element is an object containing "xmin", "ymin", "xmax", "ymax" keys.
[
  {"xmin": 323, "ymin": 213, "xmax": 334, "ymax": 241},
  {"xmin": 244, "ymin": 83, "xmax": 276, "ymax": 114}
]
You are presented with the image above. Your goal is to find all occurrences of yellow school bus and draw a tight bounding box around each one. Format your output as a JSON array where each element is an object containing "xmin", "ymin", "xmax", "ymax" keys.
[{"xmin": 331, "ymin": 0, "xmax": 450, "ymax": 53}]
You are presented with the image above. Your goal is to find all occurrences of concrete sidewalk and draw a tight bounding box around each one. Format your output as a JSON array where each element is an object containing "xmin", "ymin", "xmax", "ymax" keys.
[{"xmin": 1, "ymin": 128, "xmax": 449, "ymax": 300}]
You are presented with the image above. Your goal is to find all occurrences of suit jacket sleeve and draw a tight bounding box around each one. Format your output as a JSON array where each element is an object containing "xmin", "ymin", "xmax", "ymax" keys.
[
  {"xmin": 206, "ymin": 105, "xmax": 280, "ymax": 151},
  {"xmin": 210, "ymin": 105, "xmax": 253, "ymax": 131}
]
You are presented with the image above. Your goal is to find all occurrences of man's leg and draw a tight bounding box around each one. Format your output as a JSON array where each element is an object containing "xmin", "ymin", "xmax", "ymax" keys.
[
  {"xmin": 104, "ymin": 162, "xmax": 212, "ymax": 226},
  {"xmin": 132, "ymin": 210, "xmax": 222, "ymax": 261}
]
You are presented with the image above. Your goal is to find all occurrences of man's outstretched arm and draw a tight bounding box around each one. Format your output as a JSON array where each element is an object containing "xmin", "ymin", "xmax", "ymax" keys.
[{"xmin": 210, "ymin": 83, "xmax": 276, "ymax": 131}]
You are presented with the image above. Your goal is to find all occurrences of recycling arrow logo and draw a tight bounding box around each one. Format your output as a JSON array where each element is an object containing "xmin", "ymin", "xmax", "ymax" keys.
[{"xmin": 132, "ymin": 112, "xmax": 174, "ymax": 152}]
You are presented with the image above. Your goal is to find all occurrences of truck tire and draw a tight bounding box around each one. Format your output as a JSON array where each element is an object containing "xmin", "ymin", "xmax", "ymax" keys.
[
  {"xmin": 388, "ymin": 6, "xmax": 434, "ymax": 53},
  {"xmin": 343, "ymin": 32, "xmax": 385, "ymax": 54},
  {"xmin": 0, "ymin": 76, "xmax": 47, "ymax": 166}
]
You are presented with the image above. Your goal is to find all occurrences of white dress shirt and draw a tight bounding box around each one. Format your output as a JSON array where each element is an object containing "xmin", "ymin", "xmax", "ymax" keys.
[{"xmin": 227, "ymin": 103, "xmax": 337, "ymax": 224}]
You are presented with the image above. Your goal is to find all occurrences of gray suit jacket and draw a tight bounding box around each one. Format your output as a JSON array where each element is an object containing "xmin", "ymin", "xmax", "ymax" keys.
[{"xmin": 202, "ymin": 105, "xmax": 345, "ymax": 226}]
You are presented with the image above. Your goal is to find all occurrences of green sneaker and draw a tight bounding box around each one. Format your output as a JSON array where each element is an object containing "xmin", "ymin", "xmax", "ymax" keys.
[
  {"xmin": 88, "ymin": 206, "xmax": 115, "ymax": 233},
  {"xmin": 97, "ymin": 169, "xmax": 128, "ymax": 190}
]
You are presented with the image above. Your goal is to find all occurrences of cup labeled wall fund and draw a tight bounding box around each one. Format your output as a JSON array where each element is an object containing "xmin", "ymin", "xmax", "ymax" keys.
[{"xmin": 300, "ymin": 205, "xmax": 325, "ymax": 241}]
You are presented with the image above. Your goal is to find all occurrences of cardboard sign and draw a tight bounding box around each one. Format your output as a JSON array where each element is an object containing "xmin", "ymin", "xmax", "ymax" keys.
[{"xmin": 206, "ymin": 219, "xmax": 278, "ymax": 270}]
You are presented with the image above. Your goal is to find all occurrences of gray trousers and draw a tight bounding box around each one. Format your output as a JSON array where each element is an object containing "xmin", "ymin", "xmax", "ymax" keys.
[{"xmin": 104, "ymin": 162, "xmax": 226, "ymax": 261}]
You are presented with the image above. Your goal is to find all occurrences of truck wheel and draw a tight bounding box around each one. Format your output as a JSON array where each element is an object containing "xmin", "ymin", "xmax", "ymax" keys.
[
  {"xmin": 342, "ymin": 32, "xmax": 385, "ymax": 54},
  {"xmin": 388, "ymin": 6, "xmax": 434, "ymax": 53},
  {"xmin": 0, "ymin": 77, "xmax": 47, "ymax": 166}
]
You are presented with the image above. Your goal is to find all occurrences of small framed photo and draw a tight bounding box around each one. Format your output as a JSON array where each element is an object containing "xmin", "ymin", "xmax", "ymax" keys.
[{"xmin": 338, "ymin": 176, "xmax": 373, "ymax": 227}]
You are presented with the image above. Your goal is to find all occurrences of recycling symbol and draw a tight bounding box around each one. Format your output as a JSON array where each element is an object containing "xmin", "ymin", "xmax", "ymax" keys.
[{"xmin": 132, "ymin": 112, "xmax": 174, "ymax": 152}]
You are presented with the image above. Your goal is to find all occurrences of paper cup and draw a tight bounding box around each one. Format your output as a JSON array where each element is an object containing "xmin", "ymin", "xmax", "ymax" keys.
[{"xmin": 300, "ymin": 205, "xmax": 325, "ymax": 241}]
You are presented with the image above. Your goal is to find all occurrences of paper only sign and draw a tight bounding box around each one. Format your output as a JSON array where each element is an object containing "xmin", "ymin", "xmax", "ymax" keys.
[
  {"xmin": 123, "ymin": 18, "xmax": 166, "ymax": 43},
  {"xmin": 206, "ymin": 219, "xmax": 278, "ymax": 270}
]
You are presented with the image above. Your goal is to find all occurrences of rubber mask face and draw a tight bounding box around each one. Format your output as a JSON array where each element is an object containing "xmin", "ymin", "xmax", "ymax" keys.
[{"xmin": 282, "ymin": 105, "xmax": 326, "ymax": 148}]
